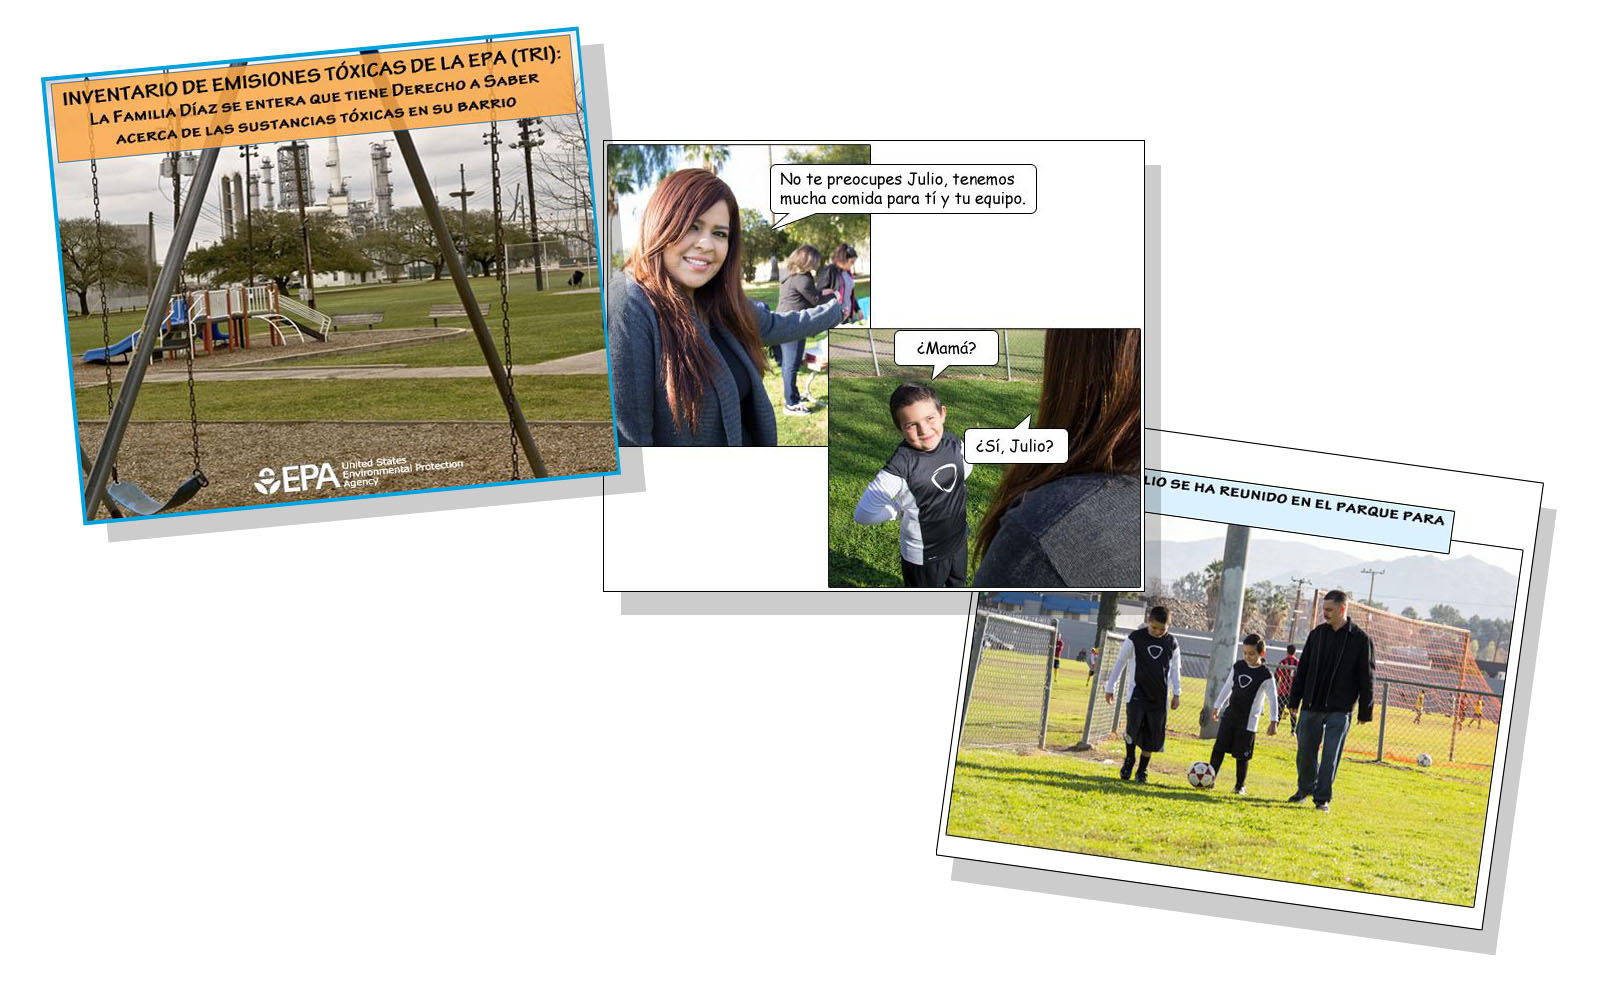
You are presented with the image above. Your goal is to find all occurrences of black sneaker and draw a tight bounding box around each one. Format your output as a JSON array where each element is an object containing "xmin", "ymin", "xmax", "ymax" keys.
[
  {"xmin": 1119, "ymin": 764, "xmax": 1133, "ymax": 780},
  {"xmin": 1287, "ymin": 792, "xmax": 1309, "ymax": 803},
  {"xmin": 1315, "ymin": 801, "xmax": 1331, "ymax": 813},
  {"xmin": 1135, "ymin": 771, "xmax": 1148, "ymax": 783}
]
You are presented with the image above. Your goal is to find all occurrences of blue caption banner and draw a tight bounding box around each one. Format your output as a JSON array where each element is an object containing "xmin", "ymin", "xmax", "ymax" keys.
[{"xmin": 1145, "ymin": 471, "xmax": 1455, "ymax": 553}]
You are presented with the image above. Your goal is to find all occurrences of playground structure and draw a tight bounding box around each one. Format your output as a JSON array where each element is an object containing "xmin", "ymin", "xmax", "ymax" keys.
[
  {"xmin": 77, "ymin": 68, "xmax": 556, "ymax": 519},
  {"xmin": 80, "ymin": 284, "xmax": 333, "ymax": 364}
]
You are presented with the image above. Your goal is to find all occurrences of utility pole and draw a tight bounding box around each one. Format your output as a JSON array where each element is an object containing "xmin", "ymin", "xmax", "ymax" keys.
[
  {"xmin": 288, "ymin": 140, "xmax": 316, "ymax": 310},
  {"xmin": 239, "ymin": 144, "xmax": 257, "ymax": 284},
  {"xmin": 145, "ymin": 211, "xmax": 154, "ymax": 297},
  {"xmin": 1287, "ymin": 576, "xmax": 1312, "ymax": 644},
  {"xmin": 1361, "ymin": 567, "xmax": 1386, "ymax": 605},
  {"xmin": 449, "ymin": 163, "xmax": 474, "ymax": 232},
  {"xmin": 511, "ymin": 118, "xmax": 545, "ymax": 290},
  {"xmin": 1202, "ymin": 525, "xmax": 1252, "ymax": 739}
]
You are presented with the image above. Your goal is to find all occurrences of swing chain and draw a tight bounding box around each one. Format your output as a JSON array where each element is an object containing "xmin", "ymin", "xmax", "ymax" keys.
[
  {"xmin": 88, "ymin": 113, "xmax": 120, "ymax": 483},
  {"xmin": 488, "ymin": 116, "xmax": 519, "ymax": 480}
]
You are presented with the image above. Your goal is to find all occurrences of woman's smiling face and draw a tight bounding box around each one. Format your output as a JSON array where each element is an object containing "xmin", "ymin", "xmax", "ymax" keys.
[{"xmin": 664, "ymin": 199, "xmax": 731, "ymax": 290}]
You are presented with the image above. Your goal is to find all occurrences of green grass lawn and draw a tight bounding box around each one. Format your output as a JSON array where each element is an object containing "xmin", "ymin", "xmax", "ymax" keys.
[
  {"xmin": 73, "ymin": 375, "xmax": 613, "ymax": 423},
  {"xmin": 949, "ymin": 654, "xmax": 1496, "ymax": 906},
  {"xmin": 827, "ymin": 375, "xmax": 1041, "ymax": 586},
  {"xmin": 62, "ymin": 277, "xmax": 602, "ymax": 368}
]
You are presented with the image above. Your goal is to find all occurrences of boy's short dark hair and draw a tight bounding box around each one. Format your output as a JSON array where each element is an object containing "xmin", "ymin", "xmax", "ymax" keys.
[
  {"xmin": 888, "ymin": 382, "xmax": 941, "ymax": 420},
  {"xmin": 1325, "ymin": 589, "xmax": 1348, "ymax": 604},
  {"xmin": 1242, "ymin": 633, "xmax": 1264, "ymax": 652},
  {"xmin": 1287, "ymin": 643, "xmax": 1297, "ymax": 655},
  {"xmin": 1146, "ymin": 605, "xmax": 1169, "ymax": 625}
]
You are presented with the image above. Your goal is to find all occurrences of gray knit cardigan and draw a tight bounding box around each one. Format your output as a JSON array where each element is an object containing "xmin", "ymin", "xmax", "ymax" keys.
[{"xmin": 608, "ymin": 271, "xmax": 844, "ymax": 446}]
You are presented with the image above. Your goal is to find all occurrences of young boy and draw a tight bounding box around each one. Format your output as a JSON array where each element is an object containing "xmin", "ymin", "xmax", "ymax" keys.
[
  {"xmin": 1101, "ymin": 606, "xmax": 1183, "ymax": 782},
  {"xmin": 1206, "ymin": 633, "xmax": 1280, "ymax": 795},
  {"xmin": 1413, "ymin": 690, "xmax": 1426, "ymax": 724},
  {"xmin": 853, "ymin": 382, "xmax": 972, "ymax": 587}
]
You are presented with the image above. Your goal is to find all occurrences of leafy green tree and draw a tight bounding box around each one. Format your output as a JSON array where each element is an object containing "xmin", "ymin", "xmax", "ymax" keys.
[
  {"xmin": 185, "ymin": 211, "xmax": 370, "ymax": 291},
  {"xmin": 1428, "ymin": 604, "xmax": 1468, "ymax": 629},
  {"xmin": 777, "ymin": 145, "xmax": 872, "ymax": 259},
  {"xmin": 59, "ymin": 217, "xmax": 145, "ymax": 316},
  {"xmin": 741, "ymin": 209, "xmax": 792, "ymax": 281},
  {"xmin": 1401, "ymin": 606, "xmax": 1419, "ymax": 619}
]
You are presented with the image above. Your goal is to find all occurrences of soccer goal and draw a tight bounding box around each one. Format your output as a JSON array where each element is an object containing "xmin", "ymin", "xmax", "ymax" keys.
[{"xmin": 958, "ymin": 610, "xmax": 1060, "ymax": 750}]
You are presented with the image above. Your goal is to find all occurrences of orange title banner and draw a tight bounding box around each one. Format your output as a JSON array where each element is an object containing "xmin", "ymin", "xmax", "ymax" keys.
[{"xmin": 51, "ymin": 36, "xmax": 575, "ymax": 162}]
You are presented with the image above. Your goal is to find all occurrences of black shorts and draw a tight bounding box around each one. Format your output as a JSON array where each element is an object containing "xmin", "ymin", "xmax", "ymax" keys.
[
  {"xmin": 1213, "ymin": 713, "xmax": 1257, "ymax": 760},
  {"xmin": 1124, "ymin": 696, "xmax": 1167, "ymax": 753},
  {"xmin": 901, "ymin": 539, "xmax": 967, "ymax": 588}
]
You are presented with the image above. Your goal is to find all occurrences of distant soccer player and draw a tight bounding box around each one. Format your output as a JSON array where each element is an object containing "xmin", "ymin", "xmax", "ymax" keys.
[
  {"xmin": 1102, "ymin": 607, "xmax": 1183, "ymax": 783},
  {"xmin": 1053, "ymin": 635, "xmax": 1063, "ymax": 678},
  {"xmin": 1275, "ymin": 643, "xmax": 1299, "ymax": 733},
  {"xmin": 1470, "ymin": 696, "xmax": 1486, "ymax": 728},
  {"xmin": 1413, "ymin": 691, "xmax": 1425, "ymax": 724},
  {"xmin": 1206, "ymin": 633, "xmax": 1280, "ymax": 795}
]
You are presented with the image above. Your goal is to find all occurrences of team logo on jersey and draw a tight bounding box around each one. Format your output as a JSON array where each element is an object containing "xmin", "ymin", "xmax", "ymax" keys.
[
  {"xmin": 1238, "ymin": 674, "xmax": 1254, "ymax": 687},
  {"xmin": 931, "ymin": 463, "xmax": 958, "ymax": 493},
  {"xmin": 1148, "ymin": 644, "xmax": 1166, "ymax": 659}
]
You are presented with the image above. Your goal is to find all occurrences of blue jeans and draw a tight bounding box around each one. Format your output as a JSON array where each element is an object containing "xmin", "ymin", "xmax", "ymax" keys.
[
  {"xmin": 779, "ymin": 337, "xmax": 807, "ymax": 407},
  {"xmin": 1295, "ymin": 709, "xmax": 1351, "ymax": 803}
]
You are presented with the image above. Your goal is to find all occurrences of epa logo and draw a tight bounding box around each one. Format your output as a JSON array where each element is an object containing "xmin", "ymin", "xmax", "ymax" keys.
[{"xmin": 253, "ymin": 462, "xmax": 342, "ymax": 495}]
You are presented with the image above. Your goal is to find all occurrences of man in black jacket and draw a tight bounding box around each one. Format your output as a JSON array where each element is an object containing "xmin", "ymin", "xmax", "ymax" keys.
[{"xmin": 1286, "ymin": 590, "xmax": 1374, "ymax": 812}]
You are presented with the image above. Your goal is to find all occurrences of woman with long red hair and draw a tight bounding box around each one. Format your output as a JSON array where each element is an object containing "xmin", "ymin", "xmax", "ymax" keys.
[
  {"xmin": 609, "ymin": 169, "xmax": 845, "ymax": 446},
  {"xmin": 971, "ymin": 329, "xmax": 1143, "ymax": 587}
]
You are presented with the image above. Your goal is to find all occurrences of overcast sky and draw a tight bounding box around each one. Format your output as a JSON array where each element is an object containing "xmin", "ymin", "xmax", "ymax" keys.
[{"xmin": 51, "ymin": 117, "xmax": 593, "ymax": 251}]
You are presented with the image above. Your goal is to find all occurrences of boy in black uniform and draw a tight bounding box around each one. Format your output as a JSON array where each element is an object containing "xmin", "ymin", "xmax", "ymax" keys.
[
  {"xmin": 1101, "ymin": 606, "xmax": 1183, "ymax": 782},
  {"xmin": 1206, "ymin": 633, "xmax": 1280, "ymax": 795},
  {"xmin": 852, "ymin": 383, "xmax": 972, "ymax": 587}
]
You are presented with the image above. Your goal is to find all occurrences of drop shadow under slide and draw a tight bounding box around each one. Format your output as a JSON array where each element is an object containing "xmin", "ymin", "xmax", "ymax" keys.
[{"xmin": 950, "ymin": 506, "xmax": 1555, "ymax": 954}]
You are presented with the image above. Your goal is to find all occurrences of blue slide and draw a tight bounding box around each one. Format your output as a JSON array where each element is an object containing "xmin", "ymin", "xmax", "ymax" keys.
[{"xmin": 81, "ymin": 331, "xmax": 137, "ymax": 364}]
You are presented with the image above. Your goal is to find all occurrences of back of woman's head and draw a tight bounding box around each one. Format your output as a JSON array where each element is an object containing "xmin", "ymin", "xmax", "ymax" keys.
[
  {"xmin": 831, "ymin": 243, "xmax": 858, "ymax": 266},
  {"xmin": 973, "ymin": 329, "xmax": 1142, "ymax": 565},
  {"xmin": 625, "ymin": 168, "xmax": 761, "ymax": 432},
  {"xmin": 784, "ymin": 244, "xmax": 821, "ymax": 276}
]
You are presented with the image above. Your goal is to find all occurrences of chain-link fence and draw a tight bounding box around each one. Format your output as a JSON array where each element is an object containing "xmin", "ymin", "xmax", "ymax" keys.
[
  {"xmin": 831, "ymin": 329, "xmax": 1047, "ymax": 381},
  {"xmin": 958, "ymin": 611, "xmax": 1060, "ymax": 750}
]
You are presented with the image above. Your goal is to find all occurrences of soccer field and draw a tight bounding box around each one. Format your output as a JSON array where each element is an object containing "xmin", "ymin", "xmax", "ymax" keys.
[{"xmin": 949, "ymin": 655, "xmax": 1497, "ymax": 906}]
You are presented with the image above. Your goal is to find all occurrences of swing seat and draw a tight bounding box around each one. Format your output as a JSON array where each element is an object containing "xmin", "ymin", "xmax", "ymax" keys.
[
  {"xmin": 104, "ymin": 473, "xmax": 208, "ymax": 517},
  {"xmin": 78, "ymin": 442, "xmax": 207, "ymax": 517}
]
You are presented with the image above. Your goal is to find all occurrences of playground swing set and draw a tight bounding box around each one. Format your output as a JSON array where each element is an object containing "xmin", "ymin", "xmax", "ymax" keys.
[{"xmin": 77, "ymin": 68, "xmax": 551, "ymax": 520}]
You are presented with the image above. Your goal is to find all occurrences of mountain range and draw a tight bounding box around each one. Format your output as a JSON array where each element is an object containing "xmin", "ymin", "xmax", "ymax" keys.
[{"xmin": 1144, "ymin": 537, "xmax": 1518, "ymax": 619}]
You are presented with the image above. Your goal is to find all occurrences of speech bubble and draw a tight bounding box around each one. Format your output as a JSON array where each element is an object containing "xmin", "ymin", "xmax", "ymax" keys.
[
  {"xmin": 894, "ymin": 330, "xmax": 998, "ymax": 379},
  {"xmin": 770, "ymin": 164, "xmax": 1037, "ymax": 229},
  {"xmin": 964, "ymin": 416, "xmax": 1069, "ymax": 465}
]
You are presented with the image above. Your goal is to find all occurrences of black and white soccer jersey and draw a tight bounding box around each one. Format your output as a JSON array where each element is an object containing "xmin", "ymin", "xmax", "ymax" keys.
[
  {"xmin": 1211, "ymin": 660, "xmax": 1279, "ymax": 734},
  {"xmin": 1103, "ymin": 627, "xmax": 1183, "ymax": 705},
  {"xmin": 1102, "ymin": 627, "xmax": 1183, "ymax": 753},
  {"xmin": 852, "ymin": 432, "xmax": 971, "ymax": 565}
]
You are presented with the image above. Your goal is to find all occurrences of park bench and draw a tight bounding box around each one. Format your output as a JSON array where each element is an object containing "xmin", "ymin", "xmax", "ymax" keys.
[
  {"xmin": 332, "ymin": 312, "xmax": 384, "ymax": 330},
  {"xmin": 428, "ymin": 302, "xmax": 490, "ymax": 326}
]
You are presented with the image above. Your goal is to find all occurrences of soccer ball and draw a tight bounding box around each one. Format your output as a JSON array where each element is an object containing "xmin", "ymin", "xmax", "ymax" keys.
[
  {"xmin": 1187, "ymin": 761, "xmax": 1216, "ymax": 789},
  {"xmin": 1418, "ymin": 753, "xmax": 1432, "ymax": 768}
]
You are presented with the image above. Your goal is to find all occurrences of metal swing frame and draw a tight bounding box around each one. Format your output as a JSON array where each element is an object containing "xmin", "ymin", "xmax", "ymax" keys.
[{"xmin": 83, "ymin": 108, "xmax": 551, "ymax": 519}]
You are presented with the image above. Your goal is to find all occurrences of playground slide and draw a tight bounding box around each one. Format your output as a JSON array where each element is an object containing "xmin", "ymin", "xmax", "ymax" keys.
[{"xmin": 81, "ymin": 330, "xmax": 137, "ymax": 364}]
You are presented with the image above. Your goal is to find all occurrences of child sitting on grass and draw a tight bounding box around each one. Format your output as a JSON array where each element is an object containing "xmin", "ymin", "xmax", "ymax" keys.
[
  {"xmin": 852, "ymin": 382, "xmax": 971, "ymax": 588},
  {"xmin": 1206, "ymin": 633, "xmax": 1280, "ymax": 795}
]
